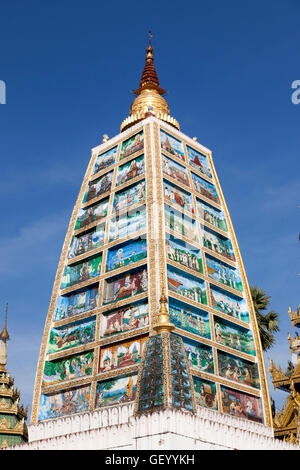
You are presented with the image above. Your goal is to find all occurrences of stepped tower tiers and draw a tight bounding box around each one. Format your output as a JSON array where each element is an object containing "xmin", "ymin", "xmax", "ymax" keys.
[
  {"xmin": 0, "ymin": 306, "xmax": 28, "ymax": 448},
  {"xmin": 269, "ymin": 305, "xmax": 300, "ymax": 444},
  {"xmin": 26, "ymin": 40, "xmax": 295, "ymax": 450}
]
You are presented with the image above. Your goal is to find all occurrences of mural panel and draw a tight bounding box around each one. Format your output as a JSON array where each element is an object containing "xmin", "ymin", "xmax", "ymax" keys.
[
  {"xmin": 42, "ymin": 351, "xmax": 93, "ymax": 386},
  {"xmin": 164, "ymin": 180, "xmax": 194, "ymax": 215},
  {"xmin": 206, "ymin": 255, "xmax": 243, "ymax": 292},
  {"xmin": 100, "ymin": 301, "xmax": 149, "ymax": 339},
  {"xmin": 214, "ymin": 316, "xmax": 255, "ymax": 355},
  {"xmin": 116, "ymin": 154, "xmax": 144, "ymax": 187},
  {"xmin": 160, "ymin": 129, "xmax": 185, "ymax": 161},
  {"xmin": 112, "ymin": 180, "xmax": 146, "ymax": 213},
  {"xmin": 95, "ymin": 374, "xmax": 138, "ymax": 408},
  {"xmin": 210, "ymin": 285, "xmax": 249, "ymax": 323},
  {"xmin": 186, "ymin": 145, "xmax": 212, "ymax": 179},
  {"xmin": 220, "ymin": 385, "xmax": 263, "ymax": 423},
  {"xmin": 192, "ymin": 376, "xmax": 218, "ymax": 410},
  {"xmin": 217, "ymin": 350, "xmax": 260, "ymax": 389},
  {"xmin": 83, "ymin": 171, "xmax": 113, "ymax": 203},
  {"xmin": 54, "ymin": 285, "xmax": 98, "ymax": 321},
  {"xmin": 162, "ymin": 155, "xmax": 189, "ymax": 187},
  {"xmin": 169, "ymin": 298, "xmax": 210, "ymax": 339},
  {"xmin": 181, "ymin": 336, "xmax": 214, "ymax": 374},
  {"xmin": 74, "ymin": 199, "xmax": 108, "ymax": 231},
  {"xmin": 38, "ymin": 385, "xmax": 91, "ymax": 420},
  {"xmin": 68, "ymin": 225, "xmax": 105, "ymax": 259},
  {"xmin": 109, "ymin": 206, "xmax": 147, "ymax": 242},
  {"xmin": 192, "ymin": 173, "xmax": 220, "ymax": 204},
  {"xmin": 60, "ymin": 255, "xmax": 102, "ymax": 290},
  {"xmin": 197, "ymin": 199, "xmax": 228, "ymax": 232},
  {"xmin": 99, "ymin": 336, "xmax": 147, "ymax": 373},
  {"xmin": 120, "ymin": 131, "xmax": 144, "ymax": 160},
  {"xmin": 165, "ymin": 206, "xmax": 198, "ymax": 243},
  {"xmin": 48, "ymin": 317, "xmax": 96, "ymax": 354},
  {"xmin": 166, "ymin": 236, "xmax": 203, "ymax": 274},
  {"xmin": 167, "ymin": 265, "xmax": 207, "ymax": 305},
  {"xmin": 102, "ymin": 267, "xmax": 148, "ymax": 306},
  {"xmin": 106, "ymin": 238, "xmax": 147, "ymax": 272},
  {"xmin": 202, "ymin": 226, "xmax": 235, "ymax": 262},
  {"xmin": 92, "ymin": 146, "xmax": 117, "ymax": 175}
]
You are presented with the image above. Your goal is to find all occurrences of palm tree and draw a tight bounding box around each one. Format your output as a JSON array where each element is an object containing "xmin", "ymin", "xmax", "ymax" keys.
[{"xmin": 250, "ymin": 286, "xmax": 280, "ymax": 351}]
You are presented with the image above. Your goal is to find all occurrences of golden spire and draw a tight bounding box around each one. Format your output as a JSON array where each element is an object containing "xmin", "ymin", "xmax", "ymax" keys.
[
  {"xmin": 153, "ymin": 289, "xmax": 175, "ymax": 334},
  {"xmin": 120, "ymin": 35, "xmax": 180, "ymax": 132},
  {"xmin": 0, "ymin": 304, "xmax": 9, "ymax": 373}
]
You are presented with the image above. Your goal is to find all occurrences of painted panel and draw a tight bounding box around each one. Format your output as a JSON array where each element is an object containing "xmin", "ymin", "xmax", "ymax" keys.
[
  {"xmin": 68, "ymin": 225, "xmax": 105, "ymax": 259},
  {"xmin": 166, "ymin": 236, "xmax": 203, "ymax": 274},
  {"xmin": 162, "ymin": 155, "xmax": 189, "ymax": 187},
  {"xmin": 181, "ymin": 336, "xmax": 214, "ymax": 374},
  {"xmin": 202, "ymin": 225, "xmax": 236, "ymax": 262},
  {"xmin": 186, "ymin": 145, "xmax": 212, "ymax": 179},
  {"xmin": 100, "ymin": 301, "xmax": 149, "ymax": 339},
  {"xmin": 169, "ymin": 298, "xmax": 210, "ymax": 339},
  {"xmin": 112, "ymin": 180, "xmax": 146, "ymax": 213},
  {"xmin": 116, "ymin": 154, "xmax": 144, "ymax": 187},
  {"xmin": 95, "ymin": 373, "xmax": 138, "ymax": 408},
  {"xmin": 165, "ymin": 206, "xmax": 198, "ymax": 243},
  {"xmin": 160, "ymin": 129, "xmax": 185, "ymax": 161},
  {"xmin": 214, "ymin": 316, "xmax": 255, "ymax": 355},
  {"xmin": 197, "ymin": 199, "xmax": 228, "ymax": 232},
  {"xmin": 191, "ymin": 172, "xmax": 220, "ymax": 204},
  {"xmin": 60, "ymin": 255, "xmax": 102, "ymax": 290},
  {"xmin": 109, "ymin": 206, "xmax": 146, "ymax": 242},
  {"xmin": 167, "ymin": 265, "xmax": 207, "ymax": 305},
  {"xmin": 47, "ymin": 317, "xmax": 96, "ymax": 354},
  {"xmin": 221, "ymin": 385, "xmax": 263, "ymax": 423},
  {"xmin": 74, "ymin": 199, "xmax": 108, "ymax": 231},
  {"xmin": 42, "ymin": 351, "xmax": 93, "ymax": 386},
  {"xmin": 163, "ymin": 180, "xmax": 194, "ymax": 215},
  {"xmin": 92, "ymin": 146, "xmax": 117, "ymax": 175},
  {"xmin": 54, "ymin": 285, "xmax": 98, "ymax": 321},
  {"xmin": 217, "ymin": 350, "xmax": 260, "ymax": 389},
  {"xmin": 102, "ymin": 267, "xmax": 148, "ymax": 306},
  {"xmin": 99, "ymin": 336, "xmax": 147, "ymax": 373},
  {"xmin": 210, "ymin": 285, "xmax": 249, "ymax": 323},
  {"xmin": 192, "ymin": 376, "xmax": 218, "ymax": 410},
  {"xmin": 206, "ymin": 254, "xmax": 243, "ymax": 292},
  {"xmin": 83, "ymin": 171, "xmax": 113, "ymax": 203},
  {"xmin": 106, "ymin": 238, "xmax": 147, "ymax": 272},
  {"xmin": 120, "ymin": 131, "xmax": 144, "ymax": 160},
  {"xmin": 38, "ymin": 384, "xmax": 91, "ymax": 420}
]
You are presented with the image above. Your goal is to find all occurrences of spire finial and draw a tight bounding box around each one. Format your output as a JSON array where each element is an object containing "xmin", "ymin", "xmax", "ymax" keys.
[
  {"xmin": 148, "ymin": 29, "xmax": 153, "ymax": 46},
  {"xmin": 153, "ymin": 287, "xmax": 175, "ymax": 335},
  {"xmin": 0, "ymin": 304, "xmax": 10, "ymax": 372}
]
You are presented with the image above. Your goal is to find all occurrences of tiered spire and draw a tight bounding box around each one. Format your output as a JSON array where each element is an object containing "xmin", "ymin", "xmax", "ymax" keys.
[
  {"xmin": 120, "ymin": 35, "xmax": 180, "ymax": 132},
  {"xmin": 0, "ymin": 305, "xmax": 28, "ymax": 448}
]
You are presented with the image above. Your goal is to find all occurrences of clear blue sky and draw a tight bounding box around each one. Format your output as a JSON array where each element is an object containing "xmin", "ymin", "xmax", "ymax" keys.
[{"xmin": 0, "ymin": 0, "xmax": 299, "ymax": 419}]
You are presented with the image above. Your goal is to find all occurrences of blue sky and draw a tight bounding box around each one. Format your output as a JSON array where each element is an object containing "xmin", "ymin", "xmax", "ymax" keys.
[{"xmin": 0, "ymin": 0, "xmax": 299, "ymax": 419}]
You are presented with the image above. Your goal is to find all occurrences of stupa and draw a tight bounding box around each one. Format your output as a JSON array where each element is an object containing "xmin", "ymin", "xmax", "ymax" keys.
[{"xmin": 11, "ymin": 38, "xmax": 298, "ymax": 450}]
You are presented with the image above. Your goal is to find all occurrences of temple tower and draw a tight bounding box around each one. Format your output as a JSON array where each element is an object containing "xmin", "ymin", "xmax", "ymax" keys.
[
  {"xmin": 27, "ymin": 40, "xmax": 283, "ymax": 449},
  {"xmin": 0, "ymin": 307, "xmax": 28, "ymax": 448},
  {"xmin": 269, "ymin": 305, "xmax": 300, "ymax": 444}
]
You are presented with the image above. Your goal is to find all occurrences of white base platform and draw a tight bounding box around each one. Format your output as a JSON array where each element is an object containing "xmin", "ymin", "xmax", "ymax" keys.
[{"xmin": 9, "ymin": 404, "xmax": 298, "ymax": 450}]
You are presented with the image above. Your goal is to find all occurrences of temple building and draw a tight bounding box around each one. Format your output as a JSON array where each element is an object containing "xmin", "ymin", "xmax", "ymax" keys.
[
  {"xmin": 0, "ymin": 309, "xmax": 28, "ymax": 448},
  {"xmin": 269, "ymin": 306, "xmax": 300, "ymax": 444},
  {"xmin": 9, "ymin": 40, "xmax": 298, "ymax": 450}
]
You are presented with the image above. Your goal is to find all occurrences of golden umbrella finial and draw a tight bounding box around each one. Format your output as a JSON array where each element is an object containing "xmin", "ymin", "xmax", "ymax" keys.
[{"xmin": 153, "ymin": 288, "xmax": 175, "ymax": 334}]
